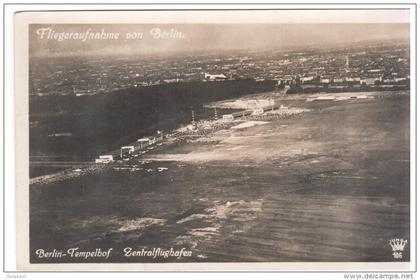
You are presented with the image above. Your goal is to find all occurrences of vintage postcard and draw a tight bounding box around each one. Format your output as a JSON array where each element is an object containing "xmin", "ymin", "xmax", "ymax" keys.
[{"xmin": 14, "ymin": 7, "xmax": 414, "ymax": 271}]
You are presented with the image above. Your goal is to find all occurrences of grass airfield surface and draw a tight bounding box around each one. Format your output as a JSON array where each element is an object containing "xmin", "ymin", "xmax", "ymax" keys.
[{"xmin": 30, "ymin": 93, "xmax": 410, "ymax": 263}]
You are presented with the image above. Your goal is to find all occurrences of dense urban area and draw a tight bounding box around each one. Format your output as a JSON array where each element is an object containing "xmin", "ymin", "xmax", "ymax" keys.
[{"xmin": 30, "ymin": 40, "xmax": 409, "ymax": 96}]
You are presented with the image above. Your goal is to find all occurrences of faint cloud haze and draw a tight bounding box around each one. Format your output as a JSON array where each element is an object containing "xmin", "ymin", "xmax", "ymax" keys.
[{"xmin": 29, "ymin": 23, "xmax": 410, "ymax": 58}]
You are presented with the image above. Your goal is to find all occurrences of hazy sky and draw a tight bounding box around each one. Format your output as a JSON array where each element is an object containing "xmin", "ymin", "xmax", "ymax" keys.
[{"xmin": 29, "ymin": 10, "xmax": 410, "ymax": 57}]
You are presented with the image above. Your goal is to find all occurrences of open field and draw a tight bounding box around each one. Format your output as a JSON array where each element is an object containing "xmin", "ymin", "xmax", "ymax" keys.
[{"xmin": 30, "ymin": 93, "xmax": 410, "ymax": 263}]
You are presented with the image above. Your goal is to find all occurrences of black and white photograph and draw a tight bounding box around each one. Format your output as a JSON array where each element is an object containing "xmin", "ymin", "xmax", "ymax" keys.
[{"xmin": 10, "ymin": 7, "xmax": 415, "ymax": 272}]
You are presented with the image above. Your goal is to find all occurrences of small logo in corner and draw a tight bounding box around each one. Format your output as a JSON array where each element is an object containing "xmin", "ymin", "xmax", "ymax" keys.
[{"xmin": 389, "ymin": 238, "xmax": 408, "ymax": 259}]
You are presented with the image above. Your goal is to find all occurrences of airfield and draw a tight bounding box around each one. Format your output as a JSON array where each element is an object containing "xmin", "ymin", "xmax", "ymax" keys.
[{"xmin": 30, "ymin": 91, "xmax": 410, "ymax": 262}]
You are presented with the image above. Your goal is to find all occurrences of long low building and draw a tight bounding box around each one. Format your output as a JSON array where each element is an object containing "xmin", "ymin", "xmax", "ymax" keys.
[
  {"xmin": 137, "ymin": 138, "xmax": 150, "ymax": 149},
  {"xmin": 120, "ymin": 146, "xmax": 135, "ymax": 158},
  {"xmin": 222, "ymin": 105, "xmax": 282, "ymax": 120},
  {"xmin": 95, "ymin": 155, "xmax": 114, "ymax": 164}
]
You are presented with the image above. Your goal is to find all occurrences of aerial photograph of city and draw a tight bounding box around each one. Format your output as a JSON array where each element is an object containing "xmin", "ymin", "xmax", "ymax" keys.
[{"xmin": 25, "ymin": 10, "xmax": 411, "ymax": 266}]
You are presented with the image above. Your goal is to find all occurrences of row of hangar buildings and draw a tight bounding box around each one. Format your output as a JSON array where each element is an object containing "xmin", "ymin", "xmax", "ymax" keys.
[{"xmin": 95, "ymin": 131, "xmax": 164, "ymax": 164}]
